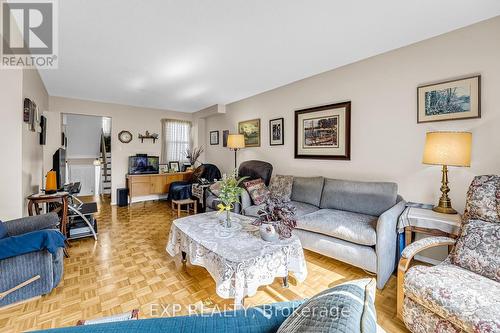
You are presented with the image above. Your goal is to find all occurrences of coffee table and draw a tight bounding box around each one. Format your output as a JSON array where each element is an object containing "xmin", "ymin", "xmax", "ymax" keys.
[{"xmin": 166, "ymin": 212, "xmax": 307, "ymax": 307}]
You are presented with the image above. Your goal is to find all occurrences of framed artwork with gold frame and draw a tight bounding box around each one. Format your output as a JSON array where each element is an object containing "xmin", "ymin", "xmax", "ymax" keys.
[{"xmin": 238, "ymin": 118, "xmax": 260, "ymax": 147}]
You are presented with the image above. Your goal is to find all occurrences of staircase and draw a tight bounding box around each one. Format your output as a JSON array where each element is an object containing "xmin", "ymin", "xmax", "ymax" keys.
[{"xmin": 100, "ymin": 152, "xmax": 112, "ymax": 194}]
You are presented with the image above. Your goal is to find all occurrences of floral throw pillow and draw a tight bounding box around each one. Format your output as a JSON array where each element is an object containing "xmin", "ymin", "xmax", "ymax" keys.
[
  {"xmin": 209, "ymin": 181, "xmax": 222, "ymax": 197},
  {"xmin": 450, "ymin": 219, "xmax": 500, "ymax": 282},
  {"xmin": 243, "ymin": 178, "xmax": 270, "ymax": 205},
  {"xmin": 462, "ymin": 175, "xmax": 499, "ymax": 223},
  {"xmin": 268, "ymin": 175, "xmax": 294, "ymax": 202}
]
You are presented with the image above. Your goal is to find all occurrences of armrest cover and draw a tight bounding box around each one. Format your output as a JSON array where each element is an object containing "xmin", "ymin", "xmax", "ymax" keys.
[
  {"xmin": 4, "ymin": 213, "xmax": 59, "ymax": 236},
  {"xmin": 375, "ymin": 196, "xmax": 406, "ymax": 289},
  {"xmin": 0, "ymin": 230, "xmax": 66, "ymax": 260},
  {"xmin": 401, "ymin": 236, "xmax": 455, "ymax": 260}
]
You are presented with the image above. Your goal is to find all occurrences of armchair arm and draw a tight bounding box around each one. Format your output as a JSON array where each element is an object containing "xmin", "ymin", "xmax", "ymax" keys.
[
  {"xmin": 396, "ymin": 236, "xmax": 456, "ymax": 319},
  {"xmin": 4, "ymin": 213, "xmax": 59, "ymax": 236},
  {"xmin": 375, "ymin": 197, "xmax": 406, "ymax": 289},
  {"xmin": 239, "ymin": 190, "xmax": 252, "ymax": 213}
]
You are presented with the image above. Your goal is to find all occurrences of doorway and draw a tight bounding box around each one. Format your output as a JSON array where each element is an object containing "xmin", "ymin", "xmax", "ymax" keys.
[{"xmin": 62, "ymin": 113, "xmax": 112, "ymax": 197}]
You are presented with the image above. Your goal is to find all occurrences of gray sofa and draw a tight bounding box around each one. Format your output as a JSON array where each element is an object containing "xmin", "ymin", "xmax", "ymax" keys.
[
  {"xmin": 0, "ymin": 213, "xmax": 64, "ymax": 307},
  {"xmin": 242, "ymin": 176, "xmax": 405, "ymax": 289}
]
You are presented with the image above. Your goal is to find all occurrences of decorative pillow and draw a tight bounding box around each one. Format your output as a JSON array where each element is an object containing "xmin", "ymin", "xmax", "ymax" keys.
[
  {"xmin": 277, "ymin": 278, "xmax": 377, "ymax": 333},
  {"xmin": 243, "ymin": 178, "xmax": 270, "ymax": 205},
  {"xmin": 209, "ymin": 181, "xmax": 222, "ymax": 197},
  {"xmin": 0, "ymin": 221, "xmax": 7, "ymax": 239},
  {"xmin": 450, "ymin": 219, "xmax": 500, "ymax": 282},
  {"xmin": 269, "ymin": 175, "xmax": 294, "ymax": 202},
  {"xmin": 463, "ymin": 175, "xmax": 499, "ymax": 223}
]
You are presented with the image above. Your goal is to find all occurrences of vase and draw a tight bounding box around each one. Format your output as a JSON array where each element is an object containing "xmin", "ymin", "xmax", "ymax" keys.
[
  {"xmin": 224, "ymin": 209, "xmax": 232, "ymax": 228},
  {"xmin": 260, "ymin": 223, "xmax": 278, "ymax": 242}
]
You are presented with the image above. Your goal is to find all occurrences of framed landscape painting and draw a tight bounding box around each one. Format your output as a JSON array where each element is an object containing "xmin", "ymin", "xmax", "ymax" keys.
[
  {"xmin": 269, "ymin": 118, "xmax": 284, "ymax": 146},
  {"xmin": 295, "ymin": 102, "xmax": 351, "ymax": 160},
  {"xmin": 417, "ymin": 75, "xmax": 480, "ymax": 123},
  {"xmin": 238, "ymin": 118, "xmax": 260, "ymax": 147}
]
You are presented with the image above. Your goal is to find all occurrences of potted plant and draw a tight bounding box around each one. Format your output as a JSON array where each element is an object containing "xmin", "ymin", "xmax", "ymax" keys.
[
  {"xmin": 216, "ymin": 170, "xmax": 247, "ymax": 228},
  {"xmin": 253, "ymin": 197, "xmax": 297, "ymax": 241}
]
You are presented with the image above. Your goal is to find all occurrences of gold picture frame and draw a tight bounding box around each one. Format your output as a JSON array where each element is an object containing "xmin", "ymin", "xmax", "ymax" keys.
[{"xmin": 238, "ymin": 118, "xmax": 260, "ymax": 147}]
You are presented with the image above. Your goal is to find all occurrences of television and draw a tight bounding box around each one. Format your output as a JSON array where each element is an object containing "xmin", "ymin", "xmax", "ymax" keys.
[
  {"xmin": 128, "ymin": 155, "xmax": 159, "ymax": 175},
  {"xmin": 52, "ymin": 148, "xmax": 66, "ymax": 189}
]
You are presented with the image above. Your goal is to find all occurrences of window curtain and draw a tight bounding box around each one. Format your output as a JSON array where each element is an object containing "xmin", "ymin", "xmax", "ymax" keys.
[{"xmin": 161, "ymin": 119, "xmax": 192, "ymax": 164}]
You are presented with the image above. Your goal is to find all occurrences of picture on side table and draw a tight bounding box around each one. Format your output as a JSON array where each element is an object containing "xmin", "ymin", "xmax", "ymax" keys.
[
  {"xmin": 169, "ymin": 161, "xmax": 180, "ymax": 172},
  {"xmin": 295, "ymin": 101, "xmax": 351, "ymax": 160},
  {"xmin": 209, "ymin": 130, "xmax": 219, "ymax": 145},
  {"xmin": 269, "ymin": 118, "xmax": 284, "ymax": 146},
  {"xmin": 238, "ymin": 118, "xmax": 260, "ymax": 147},
  {"xmin": 417, "ymin": 75, "xmax": 480, "ymax": 123}
]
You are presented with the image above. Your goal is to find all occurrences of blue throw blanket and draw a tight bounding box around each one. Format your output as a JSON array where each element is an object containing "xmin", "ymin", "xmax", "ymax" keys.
[{"xmin": 0, "ymin": 229, "xmax": 66, "ymax": 260}]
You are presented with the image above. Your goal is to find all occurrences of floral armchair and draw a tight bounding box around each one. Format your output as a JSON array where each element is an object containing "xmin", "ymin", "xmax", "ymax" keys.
[{"xmin": 397, "ymin": 175, "xmax": 499, "ymax": 333}]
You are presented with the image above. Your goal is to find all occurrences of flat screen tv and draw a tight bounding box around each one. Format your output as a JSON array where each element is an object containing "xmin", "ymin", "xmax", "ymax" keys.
[
  {"xmin": 52, "ymin": 148, "xmax": 66, "ymax": 189},
  {"xmin": 128, "ymin": 156, "xmax": 159, "ymax": 175}
]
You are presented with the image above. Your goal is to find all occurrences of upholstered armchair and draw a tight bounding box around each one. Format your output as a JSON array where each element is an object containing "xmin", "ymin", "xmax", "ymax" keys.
[
  {"xmin": 397, "ymin": 175, "xmax": 499, "ymax": 332},
  {"xmin": 205, "ymin": 160, "xmax": 273, "ymax": 213}
]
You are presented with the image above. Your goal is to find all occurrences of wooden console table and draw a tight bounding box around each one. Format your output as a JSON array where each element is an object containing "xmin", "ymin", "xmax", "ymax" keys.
[{"xmin": 126, "ymin": 172, "xmax": 192, "ymax": 203}]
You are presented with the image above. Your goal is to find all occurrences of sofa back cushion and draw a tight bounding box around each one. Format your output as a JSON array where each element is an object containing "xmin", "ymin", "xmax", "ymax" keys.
[
  {"xmin": 290, "ymin": 177, "xmax": 324, "ymax": 207},
  {"xmin": 462, "ymin": 175, "xmax": 499, "ymax": 223},
  {"xmin": 320, "ymin": 179, "xmax": 397, "ymax": 216}
]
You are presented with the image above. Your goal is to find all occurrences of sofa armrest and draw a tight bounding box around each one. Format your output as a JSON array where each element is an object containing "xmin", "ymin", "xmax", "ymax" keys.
[
  {"xmin": 4, "ymin": 213, "xmax": 59, "ymax": 236},
  {"xmin": 375, "ymin": 197, "xmax": 406, "ymax": 289}
]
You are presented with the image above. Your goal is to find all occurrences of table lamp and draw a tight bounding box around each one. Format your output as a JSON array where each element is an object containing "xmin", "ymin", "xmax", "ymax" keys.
[
  {"xmin": 227, "ymin": 134, "xmax": 245, "ymax": 169},
  {"xmin": 422, "ymin": 131, "xmax": 472, "ymax": 214}
]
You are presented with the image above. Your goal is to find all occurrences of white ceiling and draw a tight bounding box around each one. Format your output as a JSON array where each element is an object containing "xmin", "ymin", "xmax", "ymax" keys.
[{"xmin": 39, "ymin": 0, "xmax": 500, "ymax": 112}]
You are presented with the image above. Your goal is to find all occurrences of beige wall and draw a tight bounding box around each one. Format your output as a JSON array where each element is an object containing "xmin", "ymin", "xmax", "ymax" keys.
[
  {"xmin": 22, "ymin": 69, "xmax": 49, "ymax": 215},
  {"xmin": 205, "ymin": 16, "xmax": 500, "ymax": 214},
  {"xmin": 45, "ymin": 97, "xmax": 193, "ymax": 204},
  {"xmin": 0, "ymin": 69, "xmax": 24, "ymax": 220}
]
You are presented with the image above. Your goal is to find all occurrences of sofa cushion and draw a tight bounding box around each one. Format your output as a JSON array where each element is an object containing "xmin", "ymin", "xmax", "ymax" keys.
[
  {"xmin": 462, "ymin": 174, "xmax": 499, "ymax": 223},
  {"xmin": 296, "ymin": 209, "xmax": 378, "ymax": 246},
  {"xmin": 277, "ymin": 278, "xmax": 377, "ymax": 333},
  {"xmin": 243, "ymin": 200, "xmax": 318, "ymax": 218},
  {"xmin": 450, "ymin": 219, "xmax": 500, "ymax": 282},
  {"xmin": 320, "ymin": 179, "xmax": 397, "ymax": 216},
  {"xmin": 243, "ymin": 178, "xmax": 270, "ymax": 205},
  {"xmin": 404, "ymin": 263, "xmax": 500, "ymax": 332},
  {"xmin": 269, "ymin": 175, "xmax": 294, "ymax": 202},
  {"xmin": 290, "ymin": 176, "xmax": 324, "ymax": 207}
]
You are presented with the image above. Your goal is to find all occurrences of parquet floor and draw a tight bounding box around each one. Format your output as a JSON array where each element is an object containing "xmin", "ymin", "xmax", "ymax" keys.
[{"xmin": 0, "ymin": 196, "xmax": 408, "ymax": 332}]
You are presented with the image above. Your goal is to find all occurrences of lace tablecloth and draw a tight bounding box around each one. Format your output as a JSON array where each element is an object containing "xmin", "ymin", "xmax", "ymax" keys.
[{"xmin": 166, "ymin": 212, "xmax": 307, "ymax": 306}]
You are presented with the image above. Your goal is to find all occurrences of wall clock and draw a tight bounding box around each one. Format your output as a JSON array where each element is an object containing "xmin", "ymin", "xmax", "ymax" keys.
[{"xmin": 118, "ymin": 130, "xmax": 133, "ymax": 143}]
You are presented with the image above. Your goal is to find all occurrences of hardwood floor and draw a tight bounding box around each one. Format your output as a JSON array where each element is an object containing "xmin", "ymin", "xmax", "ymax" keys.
[{"xmin": 0, "ymin": 196, "xmax": 408, "ymax": 332}]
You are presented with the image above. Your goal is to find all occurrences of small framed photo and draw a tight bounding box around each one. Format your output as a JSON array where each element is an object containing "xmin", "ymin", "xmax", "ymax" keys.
[
  {"xmin": 269, "ymin": 118, "xmax": 284, "ymax": 146},
  {"xmin": 159, "ymin": 164, "xmax": 169, "ymax": 174},
  {"xmin": 417, "ymin": 75, "xmax": 481, "ymax": 123},
  {"xmin": 169, "ymin": 161, "xmax": 180, "ymax": 173},
  {"xmin": 209, "ymin": 130, "xmax": 219, "ymax": 145},
  {"xmin": 222, "ymin": 130, "xmax": 229, "ymax": 147}
]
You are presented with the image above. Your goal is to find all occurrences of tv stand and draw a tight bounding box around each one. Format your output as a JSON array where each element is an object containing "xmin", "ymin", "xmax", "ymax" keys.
[{"xmin": 126, "ymin": 172, "xmax": 192, "ymax": 204}]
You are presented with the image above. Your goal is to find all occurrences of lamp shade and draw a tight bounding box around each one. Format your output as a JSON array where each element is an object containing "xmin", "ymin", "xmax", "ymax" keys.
[
  {"xmin": 422, "ymin": 131, "xmax": 472, "ymax": 167},
  {"xmin": 227, "ymin": 134, "xmax": 245, "ymax": 149}
]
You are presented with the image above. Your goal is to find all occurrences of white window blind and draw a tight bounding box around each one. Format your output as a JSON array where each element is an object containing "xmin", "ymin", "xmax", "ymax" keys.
[{"xmin": 161, "ymin": 119, "xmax": 192, "ymax": 163}]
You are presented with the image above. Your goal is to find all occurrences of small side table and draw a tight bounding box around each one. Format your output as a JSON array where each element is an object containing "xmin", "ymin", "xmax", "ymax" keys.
[
  {"xmin": 27, "ymin": 192, "xmax": 70, "ymax": 236},
  {"xmin": 171, "ymin": 198, "xmax": 197, "ymax": 218},
  {"xmin": 397, "ymin": 206, "xmax": 462, "ymax": 262}
]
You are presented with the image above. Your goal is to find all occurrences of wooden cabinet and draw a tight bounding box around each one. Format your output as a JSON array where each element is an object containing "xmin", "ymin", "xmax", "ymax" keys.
[{"xmin": 126, "ymin": 172, "xmax": 192, "ymax": 203}]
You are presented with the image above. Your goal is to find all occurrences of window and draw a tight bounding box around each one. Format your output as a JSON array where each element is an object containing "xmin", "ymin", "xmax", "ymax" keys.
[{"xmin": 161, "ymin": 119, "xmax": 192, "ymax": 163}]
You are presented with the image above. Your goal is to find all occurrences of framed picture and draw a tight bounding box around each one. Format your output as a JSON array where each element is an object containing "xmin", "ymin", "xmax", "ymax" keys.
[
  {"xmin": 210, "ymin": 130, "xmax": 219, "ymax": 145},
  {"xmin": 295, "ymin": 101, "xmax": 351, "ymax": 160},
  {"xmin": 159, "ymin": 164, "xmax": 169, "ymax": 174},
  {"xmin": 417, "ymin": 75, "xmax": 480, "ymax": 123},
  {"xmin": 169, "ymin": 161, "xmax": 180, "ymax": 172},
  {"xmin": 238, "ymin": 118, "xmax": 260, "ymax": 147},
  {"xmin": 222, "ymin": 130, "xmax": 229, "ymax": 147},
  {"xmin": 269, "ymin": 118, "xmax": 284, "ymax": 146}
]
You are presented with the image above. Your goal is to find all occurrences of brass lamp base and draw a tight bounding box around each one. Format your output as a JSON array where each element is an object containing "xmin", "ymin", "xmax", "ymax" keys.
[{"xmin": 433, "ymin": 165, "xmax": 458, "ymax": 215}]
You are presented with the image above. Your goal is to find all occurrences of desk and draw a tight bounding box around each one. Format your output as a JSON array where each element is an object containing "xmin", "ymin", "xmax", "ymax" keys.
[{"xmin": 126, "ymin": 172, "xmax": 192, "ymax": 203}]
